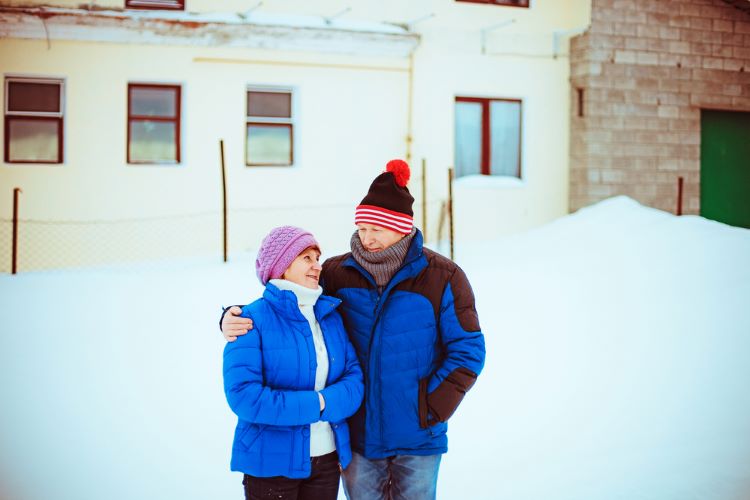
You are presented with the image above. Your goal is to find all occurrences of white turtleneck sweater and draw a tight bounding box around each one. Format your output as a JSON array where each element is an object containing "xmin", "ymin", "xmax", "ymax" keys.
[{"xmin": 269, "ymin": 279, "xmax": 336, "ymax": 457}]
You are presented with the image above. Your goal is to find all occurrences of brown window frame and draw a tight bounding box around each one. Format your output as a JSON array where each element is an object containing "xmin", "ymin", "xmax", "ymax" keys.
[
  {"xmin": 127, "ymin": 83, "xmax": 182, "ymax": 165},
  {"xmin": 125, "ymin": 0, "xmax": 185, "ymax": 10},
  {"xmin": 456, "ymin": 0, "xmax": 530, "ymax": 7},
  {"xmin": 245, "ymin": 88, "xmax": 295, "ymax": 167},
  {"xmin": 455, "ymin": 96, "xmax": 522, "ymax": 177},
  {"xmin": 4, "ymin": 77, "xmax": 65, "ymax": 165}
]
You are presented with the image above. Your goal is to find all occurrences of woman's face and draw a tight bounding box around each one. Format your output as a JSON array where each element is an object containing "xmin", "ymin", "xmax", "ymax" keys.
[{"xmin": 282, "ymin": 247, "xmax": 322, "ymax": 289}]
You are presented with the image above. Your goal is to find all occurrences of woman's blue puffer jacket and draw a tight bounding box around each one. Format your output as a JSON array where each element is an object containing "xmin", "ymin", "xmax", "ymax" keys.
[{"xmin": 223, "ymin": 282, "xmax": 364, "ymax": 479}]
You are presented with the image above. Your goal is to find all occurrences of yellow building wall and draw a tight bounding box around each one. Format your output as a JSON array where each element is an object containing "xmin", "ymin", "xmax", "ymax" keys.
[
  {"xmin": 411, "ymin": 0, "xmax": 592, "ymax": 244},
  {"xmin": 0, "ymin": 1, "xmax": 592, "ymax": 271},
  {"xmin": 0, "ymin": 39, "xmax": 409, "ymax": 270}
]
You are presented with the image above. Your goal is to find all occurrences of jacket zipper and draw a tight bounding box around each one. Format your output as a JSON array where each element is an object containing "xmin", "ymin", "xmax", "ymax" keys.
[
  {"xmin": 346, "ymin": 254, "xmax": 422, "ymax": 455},
  {"xmin": 368, "ymin": 271, "xmax": 406, "ymax": 453}
]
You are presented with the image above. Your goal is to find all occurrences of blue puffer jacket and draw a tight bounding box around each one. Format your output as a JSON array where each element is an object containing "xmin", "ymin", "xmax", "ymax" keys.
[
  {"xmin": 321, "ymin": 230, "xmax": 486, "ymax": 459},
  {"xmin": 223, "ymin": 283, "xmax": 364, "ymax": 479}
]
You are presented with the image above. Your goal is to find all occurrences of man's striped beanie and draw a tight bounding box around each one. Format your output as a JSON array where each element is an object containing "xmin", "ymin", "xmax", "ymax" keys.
[{"xmin": 355, "ymin": 159, "xmax": 414, "ymax": 235}]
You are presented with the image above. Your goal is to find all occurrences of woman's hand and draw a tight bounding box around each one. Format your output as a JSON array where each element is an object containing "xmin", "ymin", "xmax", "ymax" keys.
[{"xmin": 318, "ymin": 392, "xmax": 326, "ymax": 412}]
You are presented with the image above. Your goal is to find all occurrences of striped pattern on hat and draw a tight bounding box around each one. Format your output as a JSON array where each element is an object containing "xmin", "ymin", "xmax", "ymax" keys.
[
  {"xmin": 354, "ymin": 159, "xmax": 415, "ymax": 235},
  {"xmin": 355, "ymin": 204, "xmax": 413, "ymax": 234}
]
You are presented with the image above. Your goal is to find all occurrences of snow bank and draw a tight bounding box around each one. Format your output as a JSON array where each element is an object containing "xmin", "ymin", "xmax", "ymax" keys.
[
  {"xmin": 0, "ymin": 196, "xmax": 748, "ymax": 500},
  {"xmin": 446, "ymin": 196, "xmax": 750, "ymax": 499}
]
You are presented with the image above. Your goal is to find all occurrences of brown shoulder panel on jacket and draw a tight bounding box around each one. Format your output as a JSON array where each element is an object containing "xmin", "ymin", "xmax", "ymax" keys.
[
  {"xmin": 448, "ymin": 265, "xmax": 481, "ymax": 333},
  {"xmin": 415, "ymin": 249, "xmax": 480, "ymax": 333},
  {"xmin": 321, "ymin": 253, "xmax": 370, "ymax": 296},
  {"xmin": 393, "ymin": 248, "xmax": 453, "ymax": 318}
]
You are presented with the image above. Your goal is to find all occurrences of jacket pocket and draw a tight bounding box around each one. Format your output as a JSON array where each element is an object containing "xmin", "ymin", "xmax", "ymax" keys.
[
  {"xmin": 239, "ymin": 424, "xmax": 267, "ymax": 451},
  {"xmin": 418, "ymin": 377, "xmax": 434, "ymax": 429}
]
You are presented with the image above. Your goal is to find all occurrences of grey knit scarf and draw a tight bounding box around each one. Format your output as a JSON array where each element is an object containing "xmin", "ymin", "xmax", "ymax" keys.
[{"xmin": 350, "ymin": 228, "xmax": 417, "ymax": 290}]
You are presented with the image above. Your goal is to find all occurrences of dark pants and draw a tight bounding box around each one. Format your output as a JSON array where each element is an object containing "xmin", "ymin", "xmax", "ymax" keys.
[{"xmin": 243, "ymin": 451, "xmax": 340, "ymax": 500}]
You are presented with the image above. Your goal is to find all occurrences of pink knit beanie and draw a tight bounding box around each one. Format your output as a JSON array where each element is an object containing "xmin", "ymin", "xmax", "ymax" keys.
[{"xmin": 255, "ymin": 226, "xmax": 320, "ymax": 285}]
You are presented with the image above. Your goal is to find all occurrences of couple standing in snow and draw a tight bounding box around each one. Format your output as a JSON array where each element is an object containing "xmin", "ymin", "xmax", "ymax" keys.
[{"xmin": 221, "ymin": 159, "xmax": 486, "ymax": 500}]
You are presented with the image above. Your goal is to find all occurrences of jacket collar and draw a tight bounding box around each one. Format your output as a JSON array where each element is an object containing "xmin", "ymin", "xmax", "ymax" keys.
[
  {"xmin": 343, "ymin": 229, "xmax": 427, "ymax": 288},
  {"xmin": 263, "ymin": 281, "xmax": 341, "ymax": 321}
]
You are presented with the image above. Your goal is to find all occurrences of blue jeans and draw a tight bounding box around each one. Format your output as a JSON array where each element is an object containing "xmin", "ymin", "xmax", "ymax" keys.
[{"xmin": 342, "ymin": 451, "xmax": 442, "ymax": 500}]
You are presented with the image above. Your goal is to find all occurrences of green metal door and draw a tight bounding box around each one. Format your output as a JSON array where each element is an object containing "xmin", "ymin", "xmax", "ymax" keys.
[{"xmin": 700, "ymin": 109, "xmax": 750, "ymax": 229}]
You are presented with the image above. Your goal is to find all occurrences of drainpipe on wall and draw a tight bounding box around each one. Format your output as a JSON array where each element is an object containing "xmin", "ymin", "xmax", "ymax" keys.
[
  {"xmin": 403, "ymin": 13, "xmax": 430, "ymax": 164},
  {"xmin": 406, "ymin": 51, "xmax": 414, "ymax": 164}
]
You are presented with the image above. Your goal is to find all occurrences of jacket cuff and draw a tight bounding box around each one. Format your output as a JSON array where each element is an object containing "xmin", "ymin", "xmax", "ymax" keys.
[
  {"xmin": 426, "ymin": 367, "xmax": 477, "ymax": 423},
  {"xmin": 319, "ymin": 387, "xmax": 334, "ymax": 422},
  {"xmin": 300, "ymin": 390, "xmax": 324, "ymax": 424}
]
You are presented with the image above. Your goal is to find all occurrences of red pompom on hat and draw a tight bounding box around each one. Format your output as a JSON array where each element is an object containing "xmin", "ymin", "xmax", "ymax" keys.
[
  {"xmin": 386, "ymin": 159, "xmax": 410, "ymax": 188},
  {"xmin": 355, "ymin": 159, "xmax": 415, "ymax": 234}
]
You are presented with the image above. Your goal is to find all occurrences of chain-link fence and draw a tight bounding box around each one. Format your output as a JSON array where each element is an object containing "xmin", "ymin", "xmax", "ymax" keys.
[
  {"xmin": 0, "ymin": 211, "xmax": 221, "ymax": 273},
  {"xmin": 1, "ymin": 201, "xmax": 455, "ymax": 274},
  {"xmin": 1, "ymin": 167, "xmax": 454, "ymax": 274},
  {"xmin": 0, "ymin": 199, "xmax": 454, "ymax": 274}
]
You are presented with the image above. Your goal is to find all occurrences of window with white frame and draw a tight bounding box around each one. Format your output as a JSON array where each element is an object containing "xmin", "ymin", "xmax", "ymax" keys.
[
  {"xmin": 127, "ymin": 83, "xmax": 181, "ymax": 164},
  {"xmin": 125, "ymin": 0, "xmax": 184, "ymax": 10},
  {"xmin": 246, "ymin": 89, "xmax": 294, "ymax": 167},
  {"xmin": 454, "ymin": 96, "xmax": 522, "ymax": 178},
  {"xmin": 4, "ymin": 77, "xmax": 64, "ymax": 164}
]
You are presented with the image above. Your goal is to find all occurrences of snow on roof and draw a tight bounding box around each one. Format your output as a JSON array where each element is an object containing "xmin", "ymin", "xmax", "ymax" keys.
[
  {"xmin": 0, "ymin": 5, "xmax": 420, "ymax": 56},
  {"xmin": 454, "ymin": 174, "xmax": 526, "ymax": 188},
  {"xmin": 60, "ymin": 6, "xmax": 410, "ymax": 34}
]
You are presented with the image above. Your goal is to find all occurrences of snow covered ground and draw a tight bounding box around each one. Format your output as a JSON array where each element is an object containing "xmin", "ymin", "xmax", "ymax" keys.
[{"xmin": 1, "ymin": 196, "xmax": 749, "ymax": 500}]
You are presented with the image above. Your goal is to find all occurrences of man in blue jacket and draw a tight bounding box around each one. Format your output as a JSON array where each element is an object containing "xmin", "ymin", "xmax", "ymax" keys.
[{"xmin": 222, "ymin": 159, "xmax": 486, "ymax": 500}]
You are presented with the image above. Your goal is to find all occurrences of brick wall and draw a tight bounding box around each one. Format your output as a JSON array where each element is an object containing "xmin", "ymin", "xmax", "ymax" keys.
[{"xmin": 569, "ymin": 0, "xmax": 750, "ymax": 214}]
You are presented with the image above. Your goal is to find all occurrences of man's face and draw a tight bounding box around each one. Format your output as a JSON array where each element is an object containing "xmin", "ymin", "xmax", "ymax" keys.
[{"xmin": 356, "ymin": 223, "xmax": 405, "ymax": 252}]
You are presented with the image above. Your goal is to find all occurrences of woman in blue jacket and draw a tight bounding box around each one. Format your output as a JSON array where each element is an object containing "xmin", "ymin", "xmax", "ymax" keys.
[{"xmin": 223, "ymin": 226, "xmax": 364, "ymax": 500}]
